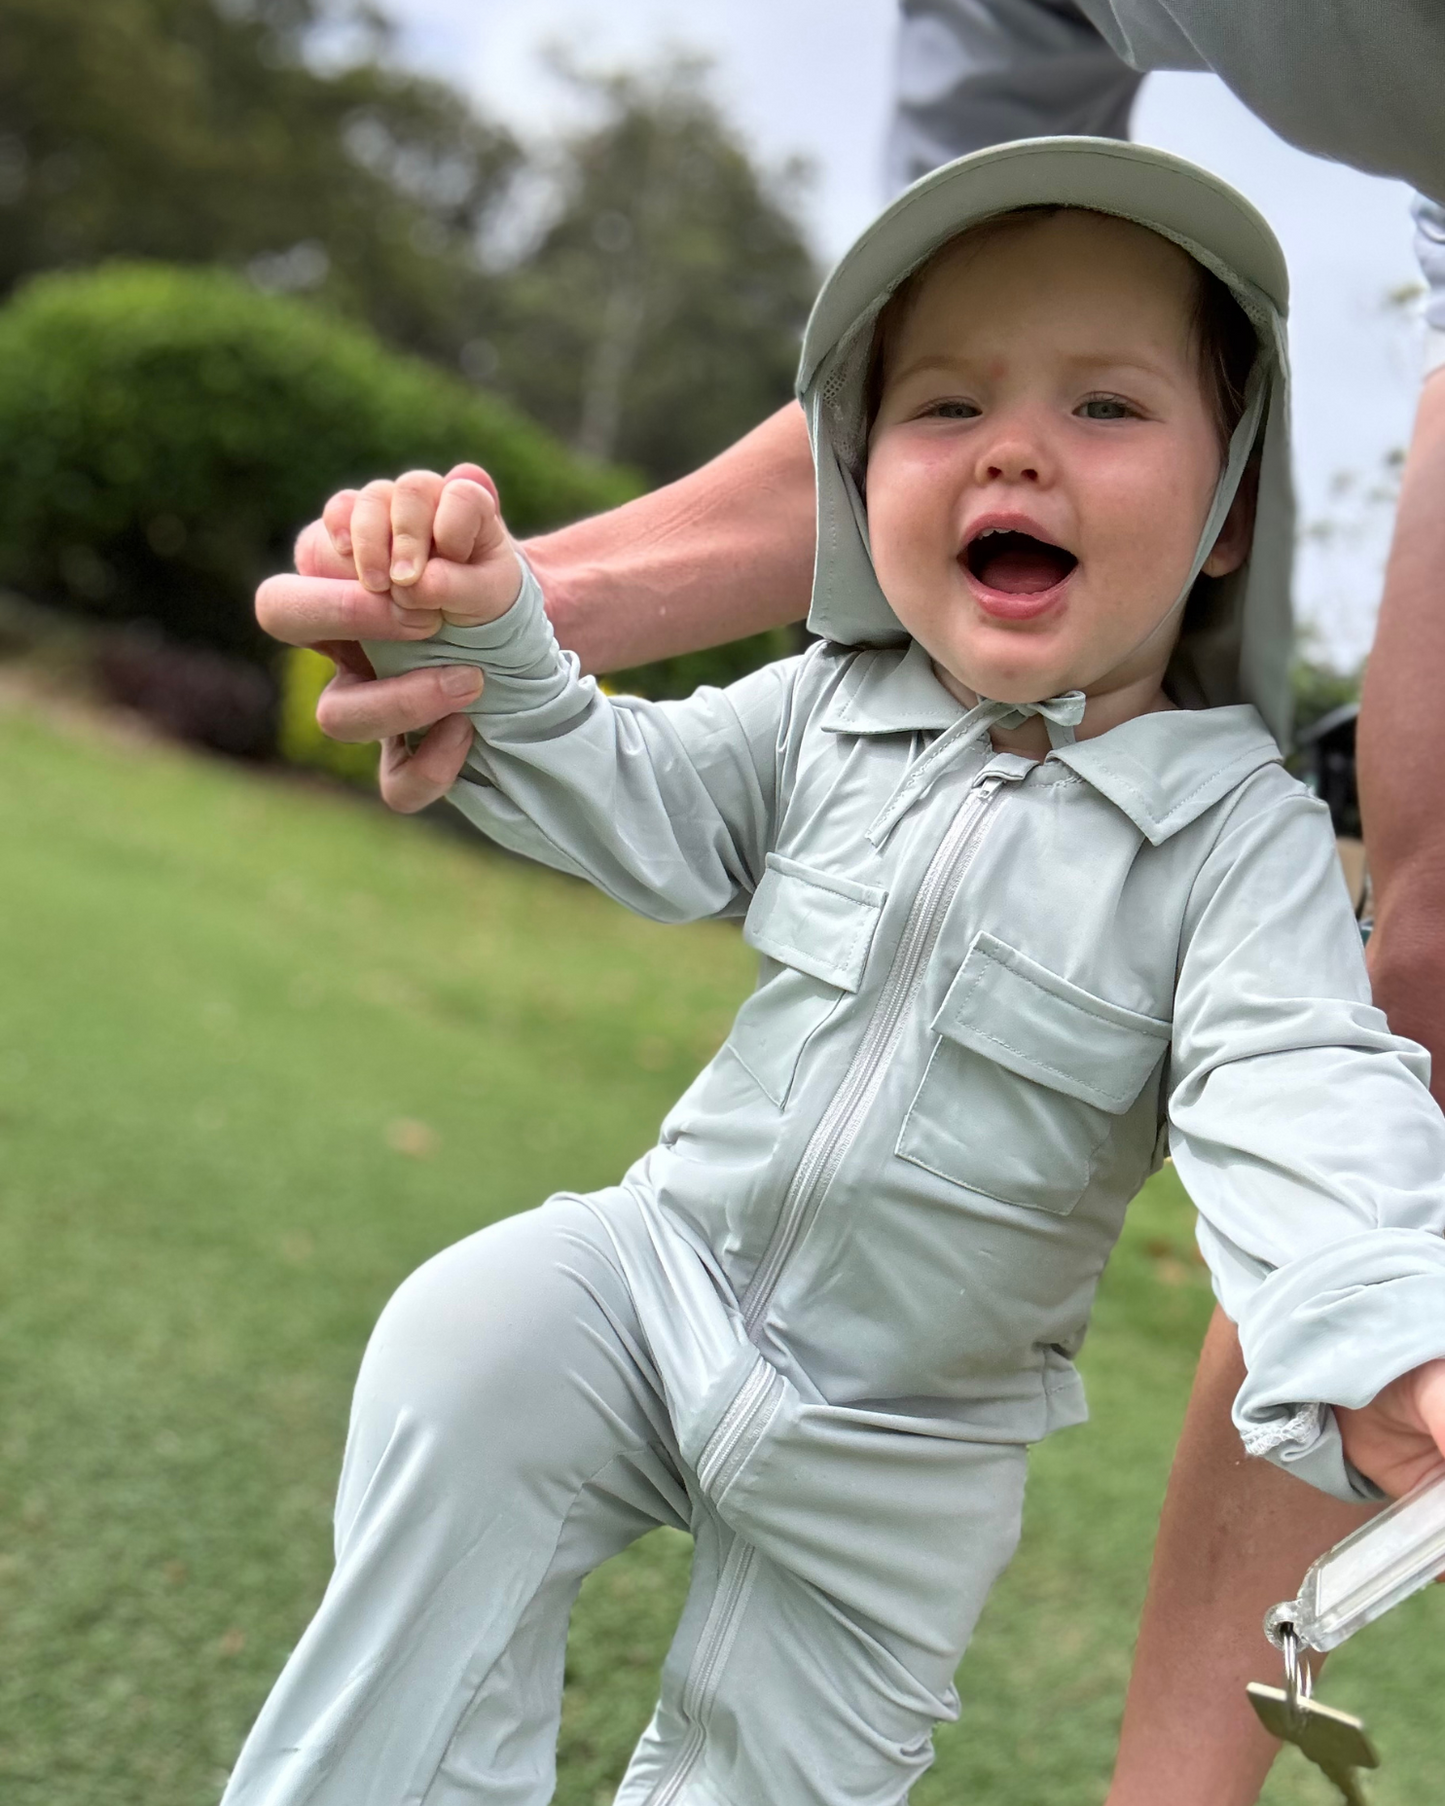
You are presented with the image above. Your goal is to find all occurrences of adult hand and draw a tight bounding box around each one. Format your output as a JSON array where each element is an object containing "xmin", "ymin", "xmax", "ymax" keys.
[{"xmin": 256, "ymin": 462, "xmax": 490, "ymax": 813}]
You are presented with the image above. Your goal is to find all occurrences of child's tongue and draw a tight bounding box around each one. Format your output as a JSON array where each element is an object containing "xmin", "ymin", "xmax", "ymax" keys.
[{"xmin": 970, "ymin": 531, "xmax": 1076, "ymax": 595}]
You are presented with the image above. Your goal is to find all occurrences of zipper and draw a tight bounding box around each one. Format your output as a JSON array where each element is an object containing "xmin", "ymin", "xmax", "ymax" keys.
[
  {"xmin": 647, "ymin": 1539, "xmax": 759, "ymax": 1806},
  {"xmin": 738, "ymin": 762, "xmax": 1017, "ymax": 1336},
  {"xmin": 693, "ymin": 1358, "xmax": 783, "ymax": 1497},
  {"xmin": 645, "ymin": 759, "xmax": 1022, "ymax": 1806}
]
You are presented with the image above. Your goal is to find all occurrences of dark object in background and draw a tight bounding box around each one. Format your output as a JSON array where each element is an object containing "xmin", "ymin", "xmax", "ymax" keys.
[
  {"xmin": 1298, "ymin": 703, "xmax": 1370, "ymax": 928},
  {"xmin": 95, "ymin": 628, "xmax": 276, "ymax": 761},
  {"xmin": 1297, "ymin": 703, "xmax": 1361, "ymax": 840}
]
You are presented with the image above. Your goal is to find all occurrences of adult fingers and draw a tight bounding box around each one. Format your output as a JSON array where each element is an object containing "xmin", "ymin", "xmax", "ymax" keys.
[
  {"xmin": 350, "ymin": 479, "xmax": 398, "ymax": 593},
  {"xmin": 389, "ymin": 469, "xmax": 446, "ymax": 587},
  {"xmin": 294, "ymin": 518, "xmax": 357, "ymax": 581},
  {"xmin": 255, "ymin": 572, "xmax": 442, "ymax": 646},
  {"xmin": 316, "ymin": 663, "xmax": 483, "ymax": 743},
  {"xmin": 433, "ymin": 477, "xmax": 493, "ymax": 563},
  {"xmin": 322, "ymin": 488, "xmax": 359, "ymax": 562},
  {"xmin": 379, "ymin": 714, "xmax": 474, "ymax": 813}
]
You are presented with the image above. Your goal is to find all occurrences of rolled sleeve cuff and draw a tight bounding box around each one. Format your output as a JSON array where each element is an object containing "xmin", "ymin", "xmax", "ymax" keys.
[
  {"xmin": 364, "ymin": 558, "xmax": 593, "ymax": 739},
  {"xmin": 1232, "ymin": 1228, "xmax": 1445, "ymax": 1502}
]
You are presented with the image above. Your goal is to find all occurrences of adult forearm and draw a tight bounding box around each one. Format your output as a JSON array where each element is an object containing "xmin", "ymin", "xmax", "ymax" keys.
[
  {"xmin": 522, "ymin": 402, "xmax": 816, "ymax": 674},
  {"xmin": 1106, "ymin": 1308, "xmax": 1373, "ymax": 1806},
  {"xmin": 1359, "ymin": 371, "xmax": 1445, "ymax": 1101}
]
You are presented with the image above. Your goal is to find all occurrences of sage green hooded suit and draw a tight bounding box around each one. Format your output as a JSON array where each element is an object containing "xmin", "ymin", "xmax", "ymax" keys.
[{"xmin": 222, "ymin": 140, "xmax": 1445, "ymax": 1806}]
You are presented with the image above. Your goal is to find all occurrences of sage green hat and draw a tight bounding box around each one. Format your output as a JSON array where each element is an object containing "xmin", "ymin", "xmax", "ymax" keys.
[{"xmin": 797, "ymin": 136, "xmax": 1295, "ymax": 747}]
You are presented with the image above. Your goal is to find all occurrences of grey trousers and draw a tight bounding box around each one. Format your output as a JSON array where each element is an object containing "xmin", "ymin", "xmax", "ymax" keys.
[{"xmin": 220, "ymin": 1191, "xmax": 1027, "ymax": 1805}]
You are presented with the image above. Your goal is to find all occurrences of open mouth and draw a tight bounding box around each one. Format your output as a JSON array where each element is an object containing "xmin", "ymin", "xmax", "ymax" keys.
[{"xmin": 964, "ymin": 528, "xmax": 1078, "ymax": 596}]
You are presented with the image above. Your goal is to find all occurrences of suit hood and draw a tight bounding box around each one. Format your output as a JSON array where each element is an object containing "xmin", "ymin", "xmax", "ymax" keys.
[{"xmin": 796, "ymin": 137, "xmax": 1295, "ymax": 747}]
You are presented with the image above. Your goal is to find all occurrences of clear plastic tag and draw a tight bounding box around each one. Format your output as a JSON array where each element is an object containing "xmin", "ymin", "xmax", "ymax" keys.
[{"xmin": 1266, "ymin": 1464, "xmax": 1445, "ymax": 1653}]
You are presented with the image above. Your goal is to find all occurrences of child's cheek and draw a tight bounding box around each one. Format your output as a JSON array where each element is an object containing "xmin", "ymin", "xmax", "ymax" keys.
[
  {"xmin": 866, "ymin": 436, "xmax": 962, "ymax": 579},
  {"xmin": 1083, "ymin": 436, "xmax": 1217, "ymax": 588}
]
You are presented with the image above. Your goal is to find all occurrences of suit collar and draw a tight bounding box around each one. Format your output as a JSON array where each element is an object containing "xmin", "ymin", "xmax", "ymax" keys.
[{"xmin": 820, "ymin": 645, "xmax": 1282, "ymax": 843}]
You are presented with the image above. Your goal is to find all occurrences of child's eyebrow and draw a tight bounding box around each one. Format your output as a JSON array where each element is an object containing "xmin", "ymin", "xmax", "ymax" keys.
[{"xmin": 886, "ymin": 347, "xmax": 1185, "ymax": 389}]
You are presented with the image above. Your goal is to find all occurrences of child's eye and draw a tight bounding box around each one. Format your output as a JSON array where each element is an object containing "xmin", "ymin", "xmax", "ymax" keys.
[
  {"xmin": 1076, "ymin": 395, "xmax": 1137, "ymax": 421},
  {"xmin": 925, "ymin": 399, "xmax": 982, "ymax": 420}
]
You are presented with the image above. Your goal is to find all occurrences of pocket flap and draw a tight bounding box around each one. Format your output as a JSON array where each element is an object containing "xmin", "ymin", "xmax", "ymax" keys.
[
  {"xmin": 743, "ymin": 854, "xmax": 886, "ymax": 993},
  {"xmin": 933, "ymin": 932, "xmax": 1169, "ymax": 1112}
]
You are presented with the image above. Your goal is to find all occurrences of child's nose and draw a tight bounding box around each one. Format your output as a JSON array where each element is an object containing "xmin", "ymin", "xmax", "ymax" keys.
[
  {"xmin": 984, "ymin": 457, "xmax": 1039, "ymax": 481},
  {"xmin": 975, "ymin": 430, "xmax": 1050, "ymax": 486}
]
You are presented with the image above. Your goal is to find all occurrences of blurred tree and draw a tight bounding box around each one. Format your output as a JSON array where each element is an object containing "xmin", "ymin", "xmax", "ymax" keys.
[
  {"xmin": 0, "ymin": 0, "xmax": 518, "ymax": 364},
  {"xmin": 486, "ymin": 57, "xmax": 819, "ymax": 485},
  {"xmin": 0, "ymin": 11, "xmax": 820, "ymax": 489}
]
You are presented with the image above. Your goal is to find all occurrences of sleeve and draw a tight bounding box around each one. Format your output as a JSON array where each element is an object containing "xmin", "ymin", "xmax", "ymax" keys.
[
  {"xmin": 886, "ymin": 0, "xmax": 1143, "ymax": 191},
  {"xmin": 363, "ymin": 563, "xmax": 794, "ymax": 924},
  {"xmin": 1166, "ymin": 782, "xmax": 1445, "ymax": 1503},
  {"xmin": 1412, "ymin": 192, "xmax": 1445, "ymax": 379}
]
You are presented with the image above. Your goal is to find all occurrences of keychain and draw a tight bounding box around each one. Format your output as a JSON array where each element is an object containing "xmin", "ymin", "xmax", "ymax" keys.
[
  {"xmin": 1247, "ymin": 1463, "xmax": 1445, "ymax": 1802},
  {"xmin": 1246, "ymin": 1626, "xmax": 1377, "ymax": 1805}
]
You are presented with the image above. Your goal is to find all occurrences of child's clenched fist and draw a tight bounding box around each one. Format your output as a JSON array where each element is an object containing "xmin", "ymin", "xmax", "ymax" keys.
[{"xmin": 324, "ymin": 462, "xmax": 523, "ymax": 629}]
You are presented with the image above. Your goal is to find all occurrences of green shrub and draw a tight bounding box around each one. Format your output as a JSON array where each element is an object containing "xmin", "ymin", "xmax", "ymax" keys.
[{"xmin": 0, "ymin": 261, "xmax": 635, "ymax": 666}]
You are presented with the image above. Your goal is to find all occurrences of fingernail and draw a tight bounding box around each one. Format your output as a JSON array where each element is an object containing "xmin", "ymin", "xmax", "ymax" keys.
[
  {"xmin": 335, "ymin": 532, "xmax": 351, "ymax": 555},
  {"xmin": 391, "ymin": 559, "xmax": 416, "ymax": 583},
  {"xmin": 440, "ymin": 667, "xmax": 483, "ymax": 699}
]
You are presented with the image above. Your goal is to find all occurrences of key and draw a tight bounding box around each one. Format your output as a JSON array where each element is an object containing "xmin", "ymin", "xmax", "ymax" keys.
[{"xmin": 1247, "ymin": 1682, "xmax": 1379, "ymax": 1804}]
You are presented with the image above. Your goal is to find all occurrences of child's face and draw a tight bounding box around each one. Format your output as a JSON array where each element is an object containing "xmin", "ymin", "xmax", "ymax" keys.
[{"xmin": 866, "ymin": 209, "xmax": 1251, "ymax": 710}]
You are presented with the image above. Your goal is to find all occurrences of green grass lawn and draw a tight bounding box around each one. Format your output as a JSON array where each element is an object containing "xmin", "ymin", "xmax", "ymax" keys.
[{"xmin": 2, "ymin": 691, "xmax": 1441, "ymax": 1805}]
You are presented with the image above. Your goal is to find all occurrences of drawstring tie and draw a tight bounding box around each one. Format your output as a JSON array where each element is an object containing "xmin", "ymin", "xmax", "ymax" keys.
[{"xmin": 866, "ymin": 689, "xmax": 1086, "ymax": 848}]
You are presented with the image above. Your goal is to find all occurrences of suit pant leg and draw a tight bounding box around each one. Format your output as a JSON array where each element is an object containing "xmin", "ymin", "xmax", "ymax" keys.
[{"xmin": 220, "ymin": 1197, "xmax": 690, "ymax": 1806}]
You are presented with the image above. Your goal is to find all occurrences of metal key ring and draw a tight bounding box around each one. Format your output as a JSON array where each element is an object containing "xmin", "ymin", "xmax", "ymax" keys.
[{"xmin": 1281, "ymin": 1623, "xmax": 1314, "ymax": 1718}]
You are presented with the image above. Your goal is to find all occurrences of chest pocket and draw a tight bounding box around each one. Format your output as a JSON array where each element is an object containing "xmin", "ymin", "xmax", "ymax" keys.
[
  {"xmin": 729, "ymin": 854, "xmax": 886, "ymax": 1107},
  {"xmin": 897, "ymin": 932, "xmax": 1170, "ymax": 1215}
]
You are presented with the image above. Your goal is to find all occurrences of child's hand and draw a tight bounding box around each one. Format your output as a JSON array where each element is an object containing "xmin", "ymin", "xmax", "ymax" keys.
[
  {"xmin": 1337, "ymin": 1357, "xmax": 1445, "ymax": 1498},
  {"xmin": 325, "ymin": 462, "xmax": 524, "ymax": 630}
]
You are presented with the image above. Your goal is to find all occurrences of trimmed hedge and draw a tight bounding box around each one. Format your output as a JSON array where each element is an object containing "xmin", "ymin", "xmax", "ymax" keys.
[{"xmin": 0, "ymin": 262, "xmax": 635, "ymax": 665}]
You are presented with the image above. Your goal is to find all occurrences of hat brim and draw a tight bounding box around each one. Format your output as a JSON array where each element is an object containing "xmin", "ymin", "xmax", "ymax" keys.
[{"xmin": 798, "ymin": 136, "xmax": 1288, "ymax": 398}]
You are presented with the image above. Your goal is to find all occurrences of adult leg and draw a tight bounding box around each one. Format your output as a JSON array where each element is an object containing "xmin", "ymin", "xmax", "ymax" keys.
[
  {"xmin": 1106, "ymin": 1307, "xmax": 1374, "ymax": 1806},
  {"xmin": 221, "ymin": 1199, "xmax": 690, "ymax": 1806},
  {"xmin": 1359, "ymin": 368, "xmax": 1445, "ymax": 1105}
]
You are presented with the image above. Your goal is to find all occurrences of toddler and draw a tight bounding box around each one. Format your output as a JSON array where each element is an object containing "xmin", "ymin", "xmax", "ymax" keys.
[{"xmin": 226, "ymin": 139, "xmax": 1445, "ymax": 1806}]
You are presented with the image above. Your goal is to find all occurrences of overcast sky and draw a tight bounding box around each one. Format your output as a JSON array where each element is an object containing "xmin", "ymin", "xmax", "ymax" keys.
[{"xmin": 382, "ymin": 0, "xmax": 1426, "ymax": 667}]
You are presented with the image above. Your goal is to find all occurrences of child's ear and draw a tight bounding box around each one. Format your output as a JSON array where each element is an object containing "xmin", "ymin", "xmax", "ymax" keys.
[{"xmin": 1201, "ymin": 461, "xmax": 1259, "ymax": 577}]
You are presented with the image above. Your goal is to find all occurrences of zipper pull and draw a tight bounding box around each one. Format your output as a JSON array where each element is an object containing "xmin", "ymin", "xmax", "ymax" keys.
[{"xmin": 976, "ymin": 751, "xmax": 1037, "ymax": 789}]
